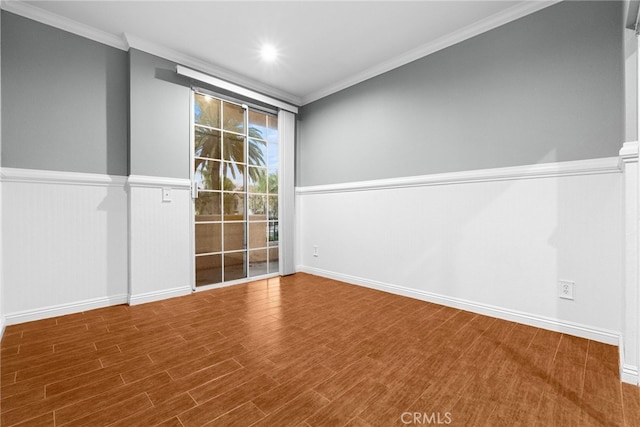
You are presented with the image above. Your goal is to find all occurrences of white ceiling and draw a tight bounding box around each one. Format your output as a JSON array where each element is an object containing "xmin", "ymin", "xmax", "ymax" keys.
[{"xmin": 12, "ymin": 1, "xmax": 559, "ymax": 105}]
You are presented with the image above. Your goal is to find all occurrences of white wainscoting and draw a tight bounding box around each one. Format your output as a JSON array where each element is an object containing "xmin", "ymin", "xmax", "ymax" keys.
[
  {"xmin": 296, "ymin": 157, "xmax": 624, "ymax": 349},
  {"xmin": 620, "ymin": 141, "xmax": 640, "ymax": 385},
  {"xmin": 1, "ymin": 168, "xmax": 129, "ymax": 324},
  {"xmin": 0, "ymin": 177, "xmax": 5, "ymax": 337},
  {"xmin": 127, "ymin": 175, "xmax": 192, "ymax": 305}
]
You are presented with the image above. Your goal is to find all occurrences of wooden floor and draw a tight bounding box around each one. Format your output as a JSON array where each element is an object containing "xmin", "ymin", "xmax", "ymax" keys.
[{"xmin": 1, "ymin": 273, "xmax": 639, "ymax": 426}]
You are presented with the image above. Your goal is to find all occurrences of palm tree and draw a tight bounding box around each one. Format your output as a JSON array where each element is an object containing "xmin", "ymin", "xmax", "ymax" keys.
[
  {"xmin": 194, "ymin": 95, "xmax": 266, "ymax": 219},
  {"xmin": 194, "ymin": 96, "xmax": 266, "ymax": 194},
  {"xmin": 248, "ymin": 170, "xmax": 279, "ymax": 216}
]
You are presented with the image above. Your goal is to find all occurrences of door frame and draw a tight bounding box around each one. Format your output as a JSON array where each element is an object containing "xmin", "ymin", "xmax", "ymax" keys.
[{"xmin": 189, "ymin": 89, "xmax": 283, "ymax": 292}]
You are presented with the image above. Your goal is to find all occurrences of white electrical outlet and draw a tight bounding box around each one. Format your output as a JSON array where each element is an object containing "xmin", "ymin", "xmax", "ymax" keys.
[
  {"xmin": 559, "ymin": 280, "xmax": 575, "ymax": 300},
  {"xmin": 313, "ymin": 245, "xmax": 319, "ymax": 257}
]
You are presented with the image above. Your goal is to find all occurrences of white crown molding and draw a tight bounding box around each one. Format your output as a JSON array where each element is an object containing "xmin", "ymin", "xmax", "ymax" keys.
[
  {"xmin": 301, "ymin": 0, "xmax": 562, "ymax": 105},
  {"xmin": 124, "ymin": 33, "xmax": 302, "ymax": 107},
  {"xmin": 299, "ymin": 266, "xmax": 621, "ymax": 346},
  {"xmin": 296, "ymin": 157, "xmax": 621, "ymax": 196},
  {"xmin": 0, "ymin": 0, "xmax": 128, "ymax": 50},
  {"xmin": 1, "ymin": 167, "xmax": 128, "ymax": 187},
  {"xmin": 3, "ymin": 0, "xmax": 562, "ymax": 108},
  {"xmin": 127, "ymin": 174, "xmax": 191, "ymax": 189},
  {"xmin": 1, "ymin": 1, "xmax": 301, "ymax": 106}
]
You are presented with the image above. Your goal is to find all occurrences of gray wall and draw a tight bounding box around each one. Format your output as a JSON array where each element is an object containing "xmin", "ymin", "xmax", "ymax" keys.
[
  {"xmin": 1, "ymin": 12, "xmax": 128, "ymax": 176},
  {"xmin": 0, "ymin": 9, "xmax": 246, "ymax": 181},
  {"xmin": 129, "ymin": 49, "xmax": 191, "ymax": 179},
  {"xmin": 1, "ymin": 5, "xmax": 4, "ymax": 331},
  {"xmin": 298, "ymin": 1, "xmax": 624, "ymax": 186}
]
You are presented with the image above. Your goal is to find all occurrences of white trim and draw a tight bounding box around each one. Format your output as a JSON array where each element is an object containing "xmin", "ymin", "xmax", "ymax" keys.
[
  {"xmin": 0, "ymin": 0, "xmax": 4, "ymax": 343},
  {"xmin": 619, "ymin": 336, "xmax": 640, "ymax": 385},
  {"xmin": 0, "ymin": 167, "xmax": 127, "ymax": 187},
  {"xmin": 294, "ymin": 193, "xmax": 303, "ymax": 271},
  {"xmin": 626, "ymin": 0, "xmax": 640, "ymax": 31},
  {"xmin": 128, "ymin": 285, "xmax": 192, "ymax": 306},
  {"xmin": 619, "ymin": 140, "xmax": 640, "ymax": 386},
  {"xmin": 621, "ymin": 366, "xmax": 639, "ymax": 385},
  {"xmin": 0, "ymin": 0, "xmax": 128, "ymax": 50},
  {"xmin": 4, "ymin": 294, "xmax": 129, "ymax": 326},
  {"xmin": 0, "ymin": 1, "xmax": 301, "ymax": 105},
  {"xmin": 299, "ymin": 266, "xmax": 620, "ymax": 346},
  {"xmin": 189, "ymin": 91, "xmax": 196, "ymax": 292},
  {"xmin": 127, "ymin": 175, "xmax": 191, "ymax": 189},
  {"xmin": 296, "ymin": 157, "xmax": 622, "ymax": 195},
  {"xmin": 126, "ymin": 34, "xmax": 302, "ymax": 107},
  {"xmin": 301, "ymin": 0, "xmax": 561, "ymax": 104},
  {"xmin": 279, "ymin": 110, "xmax": 297, "ymax": 275},
  {"xmin": 128, "ymin": 180, "xmax": 191, "ymax": 303},
  {"xmin": 620, "ymin": 140, "xmax": 639, "ymax": 161},
  {"xmin": 176, "ymin": 65, "xmax": 298, "ymax": 114},
  {"xmin": 194, "ymin": 273, "xmax": 280, "ymax": 293},
  {"xmin": 3, "ymin": 0, "xmax": 560, "ymax": 107},
  {"xmin": 622, "ymin": 364, "xmax": 640, "ymax": 385}
]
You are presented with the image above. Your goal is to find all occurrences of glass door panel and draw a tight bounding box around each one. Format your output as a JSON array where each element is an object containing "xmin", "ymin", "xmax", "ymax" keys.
[
  {"xmin": 193, "ymin": 92, "xmax": 279, "ymax": 287},
  {"xmin": 223, "ymin": 103, "xmax": 245, "ymax": 132},
  {"xmin": 224, "ymin": 252, "xmax": 246, "ymax": 281},
  {"xmin": 249, "ymin": 249, "xmax": 268, "ymax": 277},
  {"xmin": 195, "ymin": 254, "xmax": 222, "ymax": 287},
  {"xmin": 195, "ymin": 223, "xmax": 221, "ymax": 254}
]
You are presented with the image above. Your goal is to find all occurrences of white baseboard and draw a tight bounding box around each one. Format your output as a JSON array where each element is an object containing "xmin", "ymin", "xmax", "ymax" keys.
[
  {"xmin": 4, "ymin": 294, "xmax": 129, "ymax": 326},
  {"xmin": 621, "ymin": 364, "xmax": 639, "ymax": 385},
  {"xmin": 0, "ymin": 317, "xmax": 5, "ymax": 341},
  {"xmin": 298, "ymin": 266, "xmax": 621, "ymax": 346},
  {"xmin": 619, "ymin": 337, "xmax": 640, "ymax": 385},
  {"xmin": 128, "ymin": 285, "xmax": 192, "ymax": 306}
]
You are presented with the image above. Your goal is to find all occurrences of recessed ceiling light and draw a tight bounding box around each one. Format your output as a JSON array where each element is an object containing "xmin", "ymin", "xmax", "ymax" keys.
[{"xmin": 260, "ymin": 44, "xmax": 278, "ymax": 62}]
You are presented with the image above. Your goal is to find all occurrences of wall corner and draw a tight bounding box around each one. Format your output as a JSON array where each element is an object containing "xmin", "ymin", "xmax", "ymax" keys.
[{"xmin": 620, "ymin": 140, "xmax": 640, "ymax": 385}]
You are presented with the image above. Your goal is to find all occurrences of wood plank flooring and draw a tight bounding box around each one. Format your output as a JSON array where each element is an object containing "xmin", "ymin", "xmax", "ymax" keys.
[{"xmin": 1, "ymin": 273, "xmax": 639, "ymax": 426}]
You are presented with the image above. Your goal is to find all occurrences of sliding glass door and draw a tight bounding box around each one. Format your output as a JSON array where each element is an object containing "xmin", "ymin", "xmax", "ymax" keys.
[{"xmin": 192, "ymin": 92, "xmax": 279, "ymax": 287}]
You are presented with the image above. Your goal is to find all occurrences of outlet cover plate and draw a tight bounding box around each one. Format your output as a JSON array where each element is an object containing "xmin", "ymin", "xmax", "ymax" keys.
[
  {"xmin": 162, "ymin": 187, "xmax": 172, "ymax": 202},
  {"xmin": 559, "ymin": 280, "xmax": 575, "ymax": 300}
]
